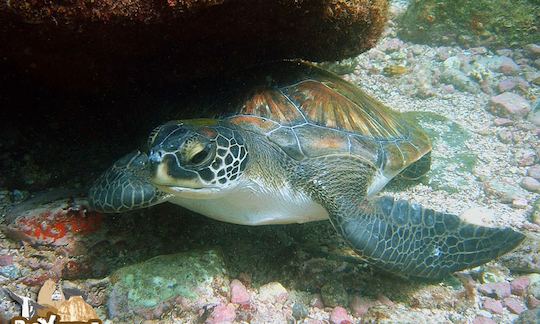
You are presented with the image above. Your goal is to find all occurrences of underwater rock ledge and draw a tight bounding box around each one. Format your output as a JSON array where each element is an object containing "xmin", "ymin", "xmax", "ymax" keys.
[{"xmin": 0, "ymin": 0, "xmax": 388, "ymax": 91}]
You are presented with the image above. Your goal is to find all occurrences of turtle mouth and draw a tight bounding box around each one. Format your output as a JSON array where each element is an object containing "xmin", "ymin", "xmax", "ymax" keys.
[{"xmin": 155, "ymin": 184, "xmax": 225, "ymax": 198}]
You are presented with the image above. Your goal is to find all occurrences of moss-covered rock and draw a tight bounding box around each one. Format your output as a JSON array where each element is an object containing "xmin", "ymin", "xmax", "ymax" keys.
[
  {"xmin": 403, "ymin": 112, "xmax": 477, "ymax": 193},
  {"xmin": 108, "ymin": 250, "xmax": 226, "ymax": 318},
  {"xmin": 398, "ymin": 0, "xmax": 540, "ymax": 49}
]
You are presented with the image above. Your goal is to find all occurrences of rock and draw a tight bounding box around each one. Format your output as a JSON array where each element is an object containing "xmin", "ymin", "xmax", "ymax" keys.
[
  {"xmin": 478, "ymin": 282, "xmax": 512, "ymax": 299},
  {"xmin": 529, "ymin": 102, "xmax": 540, "ymax": 126},
  {"xmin": 473, "ymin": 316, "xmax": 496, "ymax": 324},
  {"xmin": 258, "ymin": 282, "xmax": 288, "ymax": 304},
  {"xmin": 500, "ymin": 236, "xmax": 540, "ymax": 273},
  {"xmin": 497, "ymin": 129, "xmax": 514, "ymax": 143},
  {"xmin": 379, "ymin": 38, "xmax": 404, "ymax": 52},
  {"xmin": 350, "ymin": 295, "xmax": 375, "ymax": 317},
  {"xmin": 532, "ymin": 198, "xmax": 540, "ymax": 225},
  {"xmin": 489, "ymin": 92, "xmax": 531, "ymax": 119},
  {"xmin": 528, "ymin": 296, "xmax": 540, "ymax": 309},
  {"xmin": 0, "ymin": 255, "xmax": 13, "ymax": 266},
  {"xmin": 503, "ymin": 297, "xmax": 526, "ymax": 314},
  {"xmin": 498, "ymin": 79, "xmax": 518, "ymax": 92},
  {"xmin": 292, "ymin": 302, "xmax": 309, "ymax": 320},
  {"xmin": 521, "ymin": 177, "xmax": 540, "ymax": 193},
  {"xmin": 494, "ymin": 117, "xmax": 514, "ymax": 126},
  {"xmin": 527, "ymin": 165, "xmax": 540, "ymax": 180},
  {"xmin": 57, "ymin": 296, "xmax": 98, "ymax": 322},
  {"xmin": 483, "ymin": 180, "xmax": 525, "ymax": 204},
  {"xmin": 230, "ymin": 279, "xmax": 250, "ymax": 305},
  {"xmin": 525, "ymin": 44, "xmax": 540, "ymax": 57},
  {"xmin": 512, "ymin": 276, "xmax": 531, "ymax": 296},
  {"xmin": 530, "ymin": 275, "xmax": 540, "ymax": 299},
  {"xmin": 397, "ymin": 0, "xmax": 540, "ymax": 49},
  {"xmin": 320, "ymin": 282, "xmax": 348, "ymax": 308},
  {"xmin": 0, "ymin": 0, "xmax": 388, "ymax": 91},
  {"xmin": 330, "ymin": 306, "xmax": 352, "ymax": 324},
  {"xmin": 482, "ymin": 297, "xmax": 504, "ymax": 314},
  {"xmin": 512, "ymin": 198, "xmax": 529, "ymax": 209},
  {"xmin": 441, "ymin": 63, "xmax": 480, "ymax": 93},
  {"xmin": 206, "ymin": 304, "xmax": 236, "ymax": 324},
  {"xmin": 0, "ymin": 265, "xmax": 20, "ymax": 279},
  {"xmin": 310, "ymin": 294, "xmax": 325, "ymax": 309},
  {"xmin": 515, "ymin": 307, "xmax": 540, "ymax": 324},
  {"xmin": 498, "ymin": 57, "xmax": 520, "ymax": 75},
  {"xmin": 107, "ymin": 250, "xmax": 225, "ymax": 318}
]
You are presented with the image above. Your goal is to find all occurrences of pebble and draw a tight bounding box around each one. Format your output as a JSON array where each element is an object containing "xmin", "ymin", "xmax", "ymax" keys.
[
  {"xmin": 497, "ymin": 79, "xmax": 517, "ymax": 92},
  {"xmin": 528, "ymin": 296, "xmax": 540, "ymax": 309},
  {"xmin": 489, "ymin": 92, "xmax": 531, "ymax": 119},
  {"xmin": 498, "ymin": 57, "xmax": 520, "ymax": 75},
  {"xmin": 518, "ymin": 149, "xmax": 538, "ymax": 167},
  {"xmin": 527, "ymin": 165, "xmax": 540, "ymax": 180},
  {"xmin": 350, "ymin": 295, "xmax": 375, "ymax": 317},
  {"xmin": 292, "ymin": 302, "xmax": 309, "ymax": 320},
  {"xmin": 329, "ymin": 306, "xmax": 352, "ymax": 324},
  {"xmin": 515, "ymin": 307, "xmax": 540, "ymax": 324},
  {"xmin": 310, "ymin": 294, "xmax": 325, "ymax": 309},
  {"xmin": 206, "ymin": 304, "xmax": 236, "ymax": 324},
  {"xmin": 521, "ymin": 177, "xmax": 540, "ymax": 193},
  {"xmin": 512, "ymin": 198, "xmax": 528, "ymax": 209},
  {"xmin": 530, "ymin": 276, "xmax": 540, "ymax": 300},
  {"xmin": 320, "ymin": 282, "xmax": 348, "ymax": 308},
  {"xmin": 503, "ymin": 297, "xmax": 526, "ymax": 314},
  {"xmin": 525, "ymin": 44, "xmax": 540, "ymax": 57},
  {"xmin": 482, "ymin": 297, "xmax": 504, "ymax": 314},
  {"xmin": 230, "ymin": 279, "xmax": 250, "ymax": 305},
  {"xmin": 494, "ymin": 117, "xmax": 514, "ymax": 126},
  {"xmin": 478, "ymin": 282, "xmax": 512, "ymax": 299},
  {"xmin": 532, "ymin": 198, "xmax": 540, "ymax": 225},
  {"xmin": 511, "ymin": 276, "xmax": 531, "ymax": 296},
  {"xmin": 497, "ymin": 129, "xmax": 514, "ymax": 143},
  {"xmin": 258, "ymin": 282, "xmax": 288, "ymax": 304},
  {"xmin": 496, "ymin": 49, "xmax": 514, "ymax": 57},
  {"xmin": 472, "ymin": 316, "xmax": 496, "ymax": 324},
  {"xmin": 0, "ymin": 255, "xmax": 13, "ymax": 266}
]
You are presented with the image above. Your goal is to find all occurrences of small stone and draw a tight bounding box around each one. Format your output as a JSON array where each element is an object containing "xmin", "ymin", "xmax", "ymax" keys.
[
  {"xmin": 0, "ymin": 255, "xmax": 13, "ymax": 266},
  {"xmin": 503, "ymin": 297, "xmax": 526, "ymax": 314},
  {"xmin": 525, "ymin": 44, "xmax": 540, "ymax": 57},
  {"xmin": 478, "ymin": 282, "xmax": 512, "ymax": 299},
  {"xmin": 496, "ymin": 49, "xmax": 514, "ymax": 57},
  {"xmin": 470, "ymin": 47, "xmax": 488, "ymax": 55},
  {"xmin": 310, "ymin": 294, "xmax": 324, "ymax": 309},
  {"xmin": 521, "ymin": 177, "xmax": 540, "ymax": 193},
  {"xmin": 0, "ymin": 265, "xmax": 20, "ymax": 279},
  {"xmin": 380, "ymin": 38, "xmax": 403, "ymax": 53},
  {"xmin": 350, "ymin": 295, "xmax": 375, "ymax": 317},
  {"xmin": 292, "ymin": 302, "xmax": 309, "ymax": 320},
  {"xmin": 230, "ymin": 279, "xmax": 250, "ymax": 305},
  {"xmin": 530, "ymin": 275, "xmax": 540, "ymax": 299},
  {"xmin": 206, "ymin": 304, "xmax": 236, "ymax": 324},
  {"xmin": 518, "ymin": 150, "xmax": 538, "ymax": 167},
  {"xmin": 494, "ymin": 118, "xmax": 514, "ymax": 127},
  {"xmin": 527, "ymin": 296, "xmax": 540, "ymax": 309},
  {"xmin": 473, "ymin": 316, "xmax": 496, "ymax": 324},
  {"xmin": 515, "ymin": 307, "xmax": 540, "ymax": 324},
  {"xmin": 320, "ymin": 282, "xmax": 348, "ymax": 308},
  {"xmin": 529, "ymin": 109, "xmax": 540, "ymax": 127},
  {"xmin": 499, "ymin": 56, "xmax": 520, "ymax": 75},
  {"xmin": 489, "ymin": 92, "xmax": 531, "ymax": 119},
  {"xmin": 512, "ymin": 198, "xmax": 528, "ymax": 209},
  {"xmin": 532, "ymin": 198, "xmax": 540, "ymax": 225},
  {"xmin": 258, "ymin": 282, "xmax": 288, "ymax": 304},
  {"xmin": 497, "ymin": 129, "xmax": 514, "ymax": 143},
  {"xmin": 512, "ymin": 276, "xmax": 531, "ymax": 296},
  {"xmin": 330, "ymin": 306, "xmax": 352, "ymax": 324},
  {"xmin": 527, "ymin": 165, "xmax": 540, "ymax": 180},
  {"xmin": 483, "ymin": 297, "xmax": 504, "ymax": 314},
  {"xmin": 498, "ymin": 79, "xmax": 517, "ymax": 92}
]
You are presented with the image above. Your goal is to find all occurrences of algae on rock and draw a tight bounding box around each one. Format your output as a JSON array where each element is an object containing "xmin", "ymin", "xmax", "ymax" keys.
[{"xmin": 398, "ymin": 0, "xmax": 540, "ymax": 49}]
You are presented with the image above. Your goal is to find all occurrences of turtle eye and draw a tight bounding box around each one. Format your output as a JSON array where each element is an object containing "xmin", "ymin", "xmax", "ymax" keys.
[{"xmin": 190, "ymin": 146, "xmax": 211, "ymax": 165}]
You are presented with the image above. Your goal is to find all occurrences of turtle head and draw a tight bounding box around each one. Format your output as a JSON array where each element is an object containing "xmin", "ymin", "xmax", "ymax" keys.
[{"xmin": 146, "ymin": 119, "xmax": 249, "ymax": 196}]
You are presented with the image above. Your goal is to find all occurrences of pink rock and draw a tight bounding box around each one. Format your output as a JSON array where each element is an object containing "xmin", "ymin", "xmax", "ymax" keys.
[
  {"xmin": 489, "ymin": 92, "xmax": 531, "ymax": 118},
  {"xmin": 0, "ymin": 255, "xmax": 13, "ymax": 266},
  {"xmin": 350, "ymin": 295, "xmax": 375, "ymax": 317},
  {"xmin": 230, "ymin": 279, "xmax": 250, "ymax": 305},
  {"xmin": 527, "ymin": 295, "xmax": 540, "ymax": 309},
  {"xmin": 483, "ymin": 297, "xmax": 504, "ymax": 314},
  {"xmin": 478, "ymin": 282, "xmax": 512, "ymax": 299},
  {"xmin": 473, "ymin": 316, "xmax": 497, "ymax": 324},
  {"xmin": 511, "ymin": 276, "xmax": 531, "ymax": 296},
  {"xmin": 499, "ymin": 56, "xmax": 520, "ymax": 75},
  {"xmin": 498, "ymin": 79, "xmax": 517, "ymax": 92},
  {"xmin": 330, "ymin": 306, "xmax": 352, "ymax": 324},
  {"xmin": 521, "ymin": 177, "xmax": 540, "ymax": 193},
  {"xmin": 494, "ymin": 117, "xmax": 514, "ymax": 126},
  {"xmin": 206, "ymin": 304, "xmax": 236, "ymax": 324},
  {"xmin": 503, "ymin": 297, "xmax": 526, "ymax": 314}
]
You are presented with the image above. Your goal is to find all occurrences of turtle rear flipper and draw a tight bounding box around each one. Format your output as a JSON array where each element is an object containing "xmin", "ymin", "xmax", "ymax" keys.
[
  {"xmin": 88, "ymin": 150, "xmax": 172, "ymax": 213},
  {"xmin": 338, "ymin": 196, "xmax": 524, "ymax": 280},
  {"xmin": 297, "ymin": 155, "xmax": 524, "ymax": 280}
]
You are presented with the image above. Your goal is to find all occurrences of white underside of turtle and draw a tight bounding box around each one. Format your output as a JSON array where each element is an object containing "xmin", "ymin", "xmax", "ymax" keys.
[{"xmin": 165, "ymin": 176, "xmax": 329, "ymax": 225}]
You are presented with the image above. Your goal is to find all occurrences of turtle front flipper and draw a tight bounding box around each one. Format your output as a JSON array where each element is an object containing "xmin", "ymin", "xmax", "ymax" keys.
[
  {"xmin": 88, "ymin": 151, "xmax": 172, "ymax": 213},
  {"xmin": 297, "ymin": 155, "xmax": 524, "ymax": 280}
]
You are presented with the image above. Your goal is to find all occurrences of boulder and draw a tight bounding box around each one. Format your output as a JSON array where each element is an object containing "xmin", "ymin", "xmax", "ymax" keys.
[{"xmin": 0, "ymin": 0, "xmax": 388, "ymax": 91}]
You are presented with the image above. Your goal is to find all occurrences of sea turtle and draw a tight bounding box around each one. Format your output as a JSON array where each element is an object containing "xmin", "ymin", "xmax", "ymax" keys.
[{"xmin": 88, "ymin": 60, "xmax": 524, "ymax": 280}]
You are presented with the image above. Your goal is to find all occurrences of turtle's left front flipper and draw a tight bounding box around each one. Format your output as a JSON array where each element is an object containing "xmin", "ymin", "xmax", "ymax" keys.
[{"xmin": 334, "ymin": 196, "xmax": 525, "ymax": 280}]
